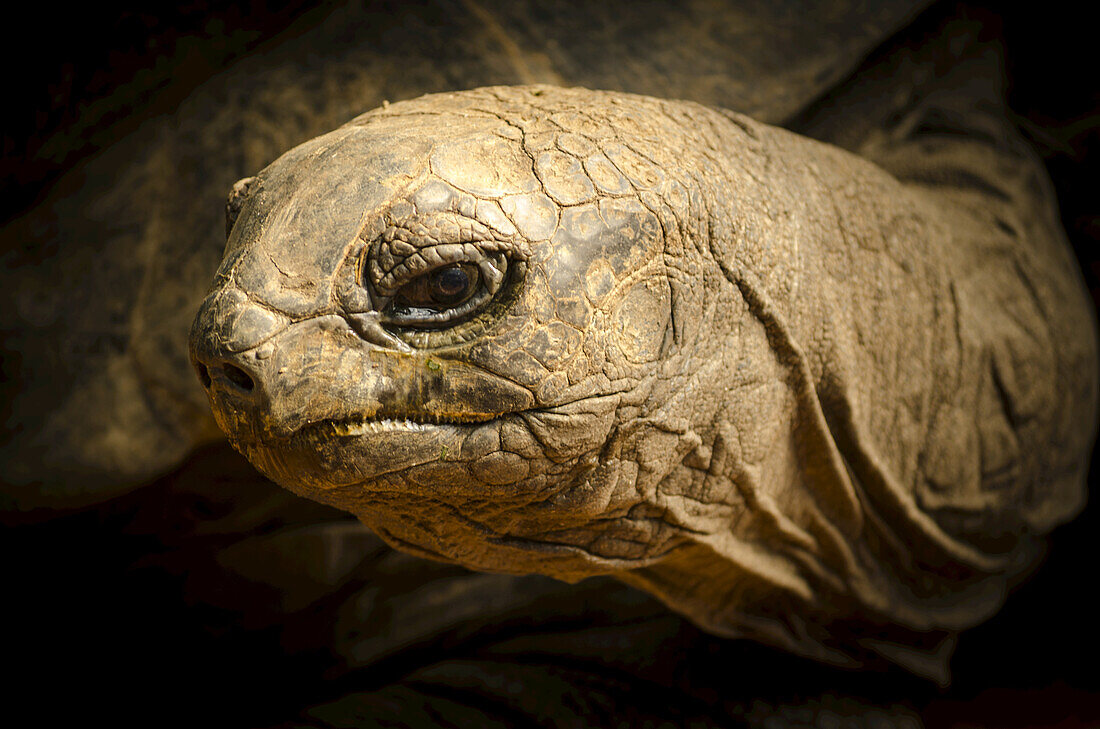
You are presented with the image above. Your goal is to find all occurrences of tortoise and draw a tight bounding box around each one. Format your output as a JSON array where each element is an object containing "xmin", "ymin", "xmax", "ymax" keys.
[{"xmin": 4, "ymin": 1, "xmax": 1098, "ymax": 726}]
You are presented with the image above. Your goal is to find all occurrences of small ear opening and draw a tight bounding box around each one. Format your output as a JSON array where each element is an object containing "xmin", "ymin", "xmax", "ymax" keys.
[{"xmin": 225, "ymin": 176, "xmax": 258, "ymax": 238}]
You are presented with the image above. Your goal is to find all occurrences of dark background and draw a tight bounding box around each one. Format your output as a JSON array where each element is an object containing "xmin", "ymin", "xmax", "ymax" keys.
[{"xmin": 2, "ymin": 1, "xmax": 1097, "ymax": 726}]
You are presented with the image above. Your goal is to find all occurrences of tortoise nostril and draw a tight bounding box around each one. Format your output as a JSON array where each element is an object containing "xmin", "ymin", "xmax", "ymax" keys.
[
  {"xmin": 224, "ymin": 364, "xmax": 255, "ymax": 392},
  {"xmin": 196, "ymin": 363, "xmax": 212, "ymax": 389}
]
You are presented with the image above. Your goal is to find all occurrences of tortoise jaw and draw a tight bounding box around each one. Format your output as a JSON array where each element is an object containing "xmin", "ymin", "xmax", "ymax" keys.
[
  {"xmin": 331, "ymin": 417, "xmax": 433, "ymax": 435},
  {"xmin": 245, "ymin": 410, "xmax": 477, "ymax": 493},
  {"xmin": 324, "ymin": 410, "xmax": 502, "ymax": 436}
]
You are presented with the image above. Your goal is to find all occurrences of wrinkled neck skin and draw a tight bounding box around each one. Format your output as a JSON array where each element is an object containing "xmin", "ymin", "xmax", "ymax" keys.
[{"xmin": 190, "ymin": 86, "xmax": 1096, "ymax": 681}]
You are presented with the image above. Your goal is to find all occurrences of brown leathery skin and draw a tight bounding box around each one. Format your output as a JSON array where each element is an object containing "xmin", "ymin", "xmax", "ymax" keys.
[
  {"xmin": 190, "ymin": 85, "xmax": 1097, "ymax": 679},
  {"xmin": 0, "ymin": 0, "xmax": 933, "ymax": 510}
]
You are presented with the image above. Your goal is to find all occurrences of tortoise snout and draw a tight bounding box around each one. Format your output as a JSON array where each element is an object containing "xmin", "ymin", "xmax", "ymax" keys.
[
  {"xmin": 189, "ymin": 325, "xmax": 281, "ymax": 446},
  {"xmin": 189, "ymin": 284, "xmax": 290, "ymax": 424},
  {"xmin": 189, "ymin": 339, "xmax": 277, "ymax": 447},
  {"xmin": 194, "ymin": 356, "xmax": 257, "ymax": 395},
  {"xmin": 190, "ymin": 332, "xmax": 273, "ymax": 420}
]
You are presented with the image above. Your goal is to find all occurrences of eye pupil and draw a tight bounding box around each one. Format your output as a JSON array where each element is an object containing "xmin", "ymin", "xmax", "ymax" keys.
[{"xmin": 431, "ymin": 265, "xmax": 473, "ymax": 303}]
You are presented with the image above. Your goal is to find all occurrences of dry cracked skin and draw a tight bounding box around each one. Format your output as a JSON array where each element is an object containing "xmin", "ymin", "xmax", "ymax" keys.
[{"xmin": 189, "ymin": 84, "xmax": 1098, "ymax": 681}]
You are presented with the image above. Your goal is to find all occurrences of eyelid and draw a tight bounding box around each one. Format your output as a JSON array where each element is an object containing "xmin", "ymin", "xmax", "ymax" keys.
[
  {"xmin": 381, "ymin": 286, "xmax": 495, "ymax": 328},
  {"xmin": 478, "ymin": 259, "xmax": 505, "ymax": 293},
  {"xmin": 370, "ymin": 241, "xmax": 503, "ymax": 297},
  {"xmin": 357, "ymin": 212, "xmax": 524, "ymax": 339}
]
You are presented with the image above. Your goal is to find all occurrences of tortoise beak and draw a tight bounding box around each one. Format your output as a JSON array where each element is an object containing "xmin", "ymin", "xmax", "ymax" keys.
[{"xmin": 190, "ymin": 287, "xmax": 535, "ymax": 450}]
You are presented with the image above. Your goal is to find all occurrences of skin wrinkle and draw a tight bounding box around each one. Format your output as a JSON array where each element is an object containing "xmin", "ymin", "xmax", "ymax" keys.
[
  {"xmin": 721, "ymin": 266, "xmax": 863, "ymax": 536},
  {"xmin": 190, "ymin": 85, "xmax": 1096, "ymax": 680},
  {"xmin": 375, "ymin": 477, "xmax": 668, "ymax": 570}
]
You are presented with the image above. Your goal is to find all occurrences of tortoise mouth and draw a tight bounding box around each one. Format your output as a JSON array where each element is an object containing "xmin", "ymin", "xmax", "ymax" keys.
[
  {"xmin": 288, "ymin": 410, "xmax": 504, "ymax": 443},
  {"xmin": 242, "ymin": 408, "xmax": 509, "ymax": 492},
  {"xmin": 322, "ymin": 411, "xmax": 501, "ymax": 435}
]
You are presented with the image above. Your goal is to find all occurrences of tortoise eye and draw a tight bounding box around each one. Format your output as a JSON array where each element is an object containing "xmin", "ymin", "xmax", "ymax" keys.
[
  {"xmin": 428, "ymin": 265, "xmax": 478, "ymax": 306},
  {"xmin": 384, "ymin": 262, "xmax": 494, "ymax": 328},
  {"xmin": 371, "ymin": 248, "xmax": 517, "ymax": 344},
  {"xmin": 395, "ymin": 263, "xmax": 481, "ymax": 309}
]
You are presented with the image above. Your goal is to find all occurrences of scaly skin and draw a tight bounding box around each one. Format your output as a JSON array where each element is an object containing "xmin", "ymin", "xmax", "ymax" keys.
[
  {"xmin": 0, "ymin": 0, "xmax": 929, "ymax": 510},
  {"xmin": 190, "ymin": 85, "xmax": 1097, "ymax": 679}
]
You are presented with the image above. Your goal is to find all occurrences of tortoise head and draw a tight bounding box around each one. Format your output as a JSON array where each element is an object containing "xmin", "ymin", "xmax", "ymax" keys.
[{"xmin": 189, "ymin": 87, "xmax": 713, "ymax": 577}]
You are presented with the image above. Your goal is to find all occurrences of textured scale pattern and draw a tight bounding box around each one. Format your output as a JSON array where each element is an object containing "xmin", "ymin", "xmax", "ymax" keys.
[{"xmin": 190, "ymin": 85, "xmax": 1096, "ymax": 682}]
